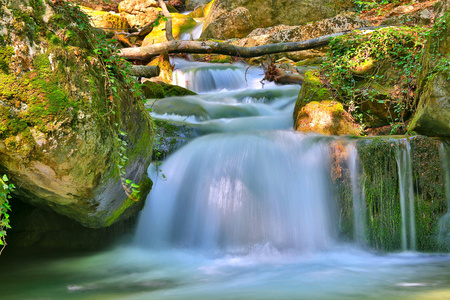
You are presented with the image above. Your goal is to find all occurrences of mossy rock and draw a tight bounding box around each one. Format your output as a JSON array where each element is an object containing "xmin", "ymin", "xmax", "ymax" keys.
[
  {"xmin": 294, "ymin": 100, "xmax": 360, "ymax": 136},
  {"xmin": 0, "ymin": 0, "xmax": 155, "ymax": 228},
  {"xmin": 141, "ymin": 80, "xmax": 197, "ymax": 99}
]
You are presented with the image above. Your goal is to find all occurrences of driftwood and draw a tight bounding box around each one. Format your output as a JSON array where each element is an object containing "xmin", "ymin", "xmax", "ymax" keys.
[
  {"xmin": 119, "ymin": 27, "xmax": 381, "ymax": 61},
  {"xmin": 129, "ymin": 65, "xmax": 160, "ymax": 77}
]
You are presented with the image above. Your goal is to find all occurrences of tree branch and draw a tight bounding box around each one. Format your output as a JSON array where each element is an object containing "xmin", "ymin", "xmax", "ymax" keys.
[{"xmin": 119, "ymin": 27, "xmax": 382, "ymax": 61}]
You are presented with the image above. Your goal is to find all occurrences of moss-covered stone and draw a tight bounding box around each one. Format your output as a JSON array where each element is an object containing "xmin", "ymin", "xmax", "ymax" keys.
[
  {"xmin": 0, "ymin": 0, "xmax": 155, "ymax": 228},
  {"xmin": 141, "ymin": 80, "xmax": 197, "ymax": 99},
  {"xmin": 293, "ymin": 71, "xmax": 360, "ymax": 136}
]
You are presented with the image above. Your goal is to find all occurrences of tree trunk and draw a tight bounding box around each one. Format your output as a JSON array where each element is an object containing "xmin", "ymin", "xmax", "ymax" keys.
[
  {"xmin": 129, "ymin": 65, "xmax": 160, "ymax": 77},
  {"xmin": 119, "ymin": 27, "xmax": 380, "ymax": 61}
]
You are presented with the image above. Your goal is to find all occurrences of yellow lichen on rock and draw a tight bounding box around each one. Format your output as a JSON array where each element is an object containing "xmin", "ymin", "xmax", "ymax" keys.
[
  {"xmin": 294, "ymin": 100, "xmax": 360, "ymax": 136},
  {"xmin": 80, "ymin": 7, "xmax": 130, "ymax": 30}
]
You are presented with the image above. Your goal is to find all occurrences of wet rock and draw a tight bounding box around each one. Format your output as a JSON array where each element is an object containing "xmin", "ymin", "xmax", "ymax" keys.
[{"xmin": 0, "ymin": 0, "xmax": 155, "ymax": 228}]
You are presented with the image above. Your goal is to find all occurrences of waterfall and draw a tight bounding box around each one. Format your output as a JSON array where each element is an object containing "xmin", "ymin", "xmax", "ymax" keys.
[
  {"xmin": 135, "ymin": 131, "xmax": 336, "ymax": 253},
  {"xmin": 396, "ymin": 139, "xmax": 416, "ymax": 251},
  {"xmin": 171, "ymin": 58, "xmax": 276, "ymax": 93},
  {"xmin": 439, "ymin": 143, "xmax": 450, "ymax": 247},
  {"xmin": 347, "ymin": 143, "xmax": 367, "ymax": 246}
]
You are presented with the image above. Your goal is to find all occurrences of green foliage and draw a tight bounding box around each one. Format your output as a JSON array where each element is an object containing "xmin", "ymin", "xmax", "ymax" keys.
[
  {"xmin": 352, "ymin": 0, "xmax": 399, "ymax": 13},
  {"xmin": 322, "ymin": 26, "xmax": 427, "ymax": 131},
  {"xmin": 0, "ymin": 174, "xmax": 14, "ymax": 254}
]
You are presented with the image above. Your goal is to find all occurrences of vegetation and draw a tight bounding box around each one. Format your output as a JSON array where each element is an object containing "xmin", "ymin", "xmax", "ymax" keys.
[
  {"xmin": 321, "ymin": 26, "xmax": 427, "ymax": 132},
  {"xmin": 0, "ymin": 175, "xmax": 14, "ymax": 255}
]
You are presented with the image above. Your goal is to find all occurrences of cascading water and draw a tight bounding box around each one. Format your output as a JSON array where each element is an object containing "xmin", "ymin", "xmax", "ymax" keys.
[
  {"xmin": 1, "ymin": 59, "xmax": 450, "ymax": 300},
  {"xmin": 347, "ymin": 143, "xmax": 367, "ymax": 246},
  {"xmin": 439, "ymin": 143, "xmax": 450, "ymax": 246},
  {"xmin": 135, "ymin": 131, "xmax": 336, "ymax": 252},
  {"xmin": 396, "ymin": 139, "xmax": 417, "ymax": 251}
]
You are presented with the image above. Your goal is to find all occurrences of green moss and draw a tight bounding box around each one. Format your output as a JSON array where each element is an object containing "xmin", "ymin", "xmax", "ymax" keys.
[
  {"xmin": 0, "ymin": 46, "xmax": 14, "ymax": 74},
  {"xmin": 105, "ymin": 177, "xmax": 152, "ymax": 226},
  {"xmin": 357, "ymin": 138, "xmax": 401, "ymax": 251},
  {"xmin": 141, "ymin": 81, "xmax": 197, "ymax": 99}
]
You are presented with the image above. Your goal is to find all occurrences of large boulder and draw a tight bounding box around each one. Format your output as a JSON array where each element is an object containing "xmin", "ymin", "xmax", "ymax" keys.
[
  {"xmin": 409, "ymin": 11, "xmax": 450, "ymax": 137},
  {"xmin": 202, "ymin": 0, "xmax": 338, "ymax": 39},
  {"xmin": 0, "ymin": 0, "xmax": 154, "ymax": 228},
  {"xmin": 118, "ymin": 0, "xmax": 161, "ymax": 27},
  {"xmin": 232, "ymin": 14, "xmax": 368, "ymax": 61},
  {"xmin": 201, "ymin": 7, "xmax": 254, "ymax": 39}
]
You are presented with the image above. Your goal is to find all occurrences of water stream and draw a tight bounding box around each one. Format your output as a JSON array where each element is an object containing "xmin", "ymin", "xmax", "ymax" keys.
[{"xmin": 1, "ymin": 60, "xmax": 449, "ymax": 299}]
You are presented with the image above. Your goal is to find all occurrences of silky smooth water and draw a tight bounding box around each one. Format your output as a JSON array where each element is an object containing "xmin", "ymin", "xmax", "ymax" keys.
[{"xmin": 1, "ymin": 59, "xmax": 449, "ymax": 299}]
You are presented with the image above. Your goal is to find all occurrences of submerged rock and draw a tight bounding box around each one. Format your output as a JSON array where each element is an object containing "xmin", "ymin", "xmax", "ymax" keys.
[{"xmin": 0, "ymin": 0, "xmax": 154, "ymax": 228}]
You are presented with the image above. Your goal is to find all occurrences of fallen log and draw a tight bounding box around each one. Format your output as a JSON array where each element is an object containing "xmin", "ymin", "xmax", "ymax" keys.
[
  {"xmin": 119, "ymin": 27, "xmax": 382, "ymax": 61},
  {"xmin": 129, "ymin": 65, "xmax": 160, "ymax": 77}
]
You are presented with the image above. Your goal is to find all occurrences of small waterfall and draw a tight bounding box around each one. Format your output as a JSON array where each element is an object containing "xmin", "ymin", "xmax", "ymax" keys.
[
  {"xmin": 172, "ymin": 58, "xmax": 275, "ymax": 93},
  {"xmin": 396, "ymin": 139, "xmax": 416, "ymax": 251},
  {"xmin": 439, "ymin": 143, "xmax": 450, "ymax": 247},
  {"xmin": 135, "ymin": 131, "xmax": 336, "ymax": 253},
  {"xmin": 179, "ymin": 21, "xmax": 204, "ymax": 40},
  {"xmin": 347, "ymin": 143, "xmax": 367, "ymax": 246}
]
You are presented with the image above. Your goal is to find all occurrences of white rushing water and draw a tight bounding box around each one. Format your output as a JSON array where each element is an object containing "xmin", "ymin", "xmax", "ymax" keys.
[
  {"xmin": 396, "ymin": 139, "xmax": 417, "ymax": 252},
  {"xmin": 1, "ymin": 59, "xmax": 449, "ymax": 300}
]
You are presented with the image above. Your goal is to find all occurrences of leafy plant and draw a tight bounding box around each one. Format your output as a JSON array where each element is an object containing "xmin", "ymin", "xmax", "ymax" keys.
[{"xmin": 0, "ymin": 174, "xmax": 14, "ymax": 255}]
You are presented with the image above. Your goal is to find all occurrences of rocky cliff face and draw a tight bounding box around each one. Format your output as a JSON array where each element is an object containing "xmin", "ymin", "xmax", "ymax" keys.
[
  {"xmin": 202, "ymin": 0, "xmax": 338, "ymax": 39},
  {"xmin": 410, "ymin": 11, "xmax": 450, "ymax": 137},
  {"xmin": 0, "ymin": 0, "xmax": 154, "ymax": 228}
]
